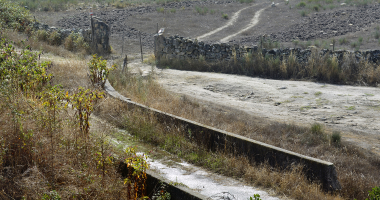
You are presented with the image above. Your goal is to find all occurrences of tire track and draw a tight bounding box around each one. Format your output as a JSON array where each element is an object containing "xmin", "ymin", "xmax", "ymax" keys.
[
  {"xmin": 220, "ymin": 5, "xmax": 269, "ymax": 43},
  {"xmin": 196, "ymin": 4, "xmax": 256, "ymax": 41}
]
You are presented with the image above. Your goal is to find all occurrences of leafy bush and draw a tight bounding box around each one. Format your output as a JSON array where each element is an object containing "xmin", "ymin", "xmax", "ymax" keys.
[
  {"xmin": 222, "ymin": 13, "xmax": 229, "ymax": 19},
  {"xmin": 64, "ymin": 32, "xmax": 89, "ymax": 53},
  {"xmin": 0, "ymin": 0, "xmax": 32, "ymax": 31},
  {"xmin": 47, "ymin": 31, "xmax": 62, "ymax": 46},
  {"xmin": 88, "ymin": 54, "xmax": 115, "ymax": 88},
  {"xmin": 366, "ymin": 186, "xmax": 380, "ymax": 200}
]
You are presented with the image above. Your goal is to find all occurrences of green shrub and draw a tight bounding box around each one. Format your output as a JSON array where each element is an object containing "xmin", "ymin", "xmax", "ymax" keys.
[
  {"xmin": 339, "ymin": 37, "xmax": 348, "ymax": 45},
  {"xmin": 331, "ymin": 131, "xmax": 341, "ymax": 145},
  {"xmin": 222, "ymin": 13, "xmax": 229, "ymax": 19},
  {"xmin": 64, "ymin": 32, "xmax": 89, "ymax": 53},
  {"xmin": 366, "ymin": 186, "xmax": 380, "ymax": 200},
  {"xmin": 0, "ymin": 0, "xmax": 32, "ymax": 31},
  {"xmin": 156, "ymin": 7, "xmax": 165, "ymax": 13},
  {"xmin": 358, "ymin": 37, "xmax": 363, "ymax": 44},
  {"xmin": 297, "ymin": 1, "xmax": 307, "ymax": 8},
  {"xmin": 35, "ymin": 29, "xmax": 49, "ymax": 42},
  {"xmin": 170, "ymin": 8, "xmax": 176, "ymax": 13},
  {"xmin": 48, "ymin": 31, "xmax": 61, "ymax": 46},
  {"xmin": 311, "ymin": 123, "xmax": 323, "ymax": 135},
  {"xmin": 312, "ymin": 5, "xmax": 319, "ymax": 11},
  {"xmin": 195, "ymin": 6, "xmax": 208, "ymax": 15},
  {"xmin": 300, "ymin": 10, "xmax": 308, "ymax": 17},
  {"xmin": 374, "ymin": 31, "xmax": 380, "ymax": 39}
]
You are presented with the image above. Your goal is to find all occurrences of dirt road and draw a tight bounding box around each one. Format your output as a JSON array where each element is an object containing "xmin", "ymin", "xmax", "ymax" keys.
[{"xmin": 131, "ymin": 60, "xmax": 380, "ymax": 156}]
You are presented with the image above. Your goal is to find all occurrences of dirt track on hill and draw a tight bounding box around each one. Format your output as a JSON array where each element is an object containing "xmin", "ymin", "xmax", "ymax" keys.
[{"xmin": 35, "ymin": 0, "xmax": 380, "ymax": 54}]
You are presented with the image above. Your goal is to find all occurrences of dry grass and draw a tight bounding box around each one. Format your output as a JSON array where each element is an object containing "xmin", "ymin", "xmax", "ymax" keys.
[
  {"xmin": 0, "ymin": 38, "xmax": 145, "ymax": 199},
  {"xmin": 158, "ymin": 50, "xmax": 380, "ymax": 86},
  {"xmin": 94, "ymin": 97, "xmax": 343, "ymax": 200},
  {"xmin": 108, "ymin": 67, "xmax": 380, "ymax": 200},
  {"xmin": 47, "ymin": 59, "xmax": 90, "ymax": 90},
  {"xmin": 1, "ymin": 29, "xmax": 87, "ymax": 59}
]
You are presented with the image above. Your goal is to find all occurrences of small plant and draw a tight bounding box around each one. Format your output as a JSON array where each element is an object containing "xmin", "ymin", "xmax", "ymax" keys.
[
  {"xmin": 42, "ymin": 190, "xmax": 61, "ymax": 200},
  {"xmin": 123, "ymin": 146, "xmax": 149, "ymax": 199},
  {"xmin": 300, "ymin": 10, "xmax": 308, "ymax": 16},
  {"xmin": 195, "ymin": 6, "xmax": 208, "ymax": 15},
  {"xmin": 249, "ymin": 194, "xmax": 262, "ymax": 200},
  {"xmin": 170, "ymin": 8, "xmax": 176, "ymax": 13},
  {"xmin": 48, "ymin": 31, "xmax": 62, "ymax": 46},
  {"xmin": 314, "ymin": 91, "xmax": 322, "ymax": 96},
  {"xmin": 374, "ymin": 31, "xmax": 380, "ymax": 39},
  {"xmin": 358, "ymin": 37, "xmax": 363, "ymax": 44},
  {"xmin": 331, "ymin": 131, "xmax": 341, "ymax": 145},
  {"xmin": 293, "ymin": 39, "xmax": 299, "ymax": 47},
  {"xmin": 339, "ymin": 37, "xmax": 349, "ymax": 45},
  {"xmin": 297, "ymin": 1, "xmax": 307, "ymax": 8},
  {"xmin": 88, "ymin": 54, "xmax": 116, "ymax": 88},
  {"xmin": 311, "ymin": 123, "xmax": 323, "ymax": 135},
  {"xmin": 312, "ymin": 5, "xmax": 319, "ymax": 11},
  {"xmin": 222, "ymin": 13, "xmax": 229, "ymax": 19},
  {"xmin": 346, "ymin": 105, "xmax": 355, "ymax": 110},
  {"xmin": 156, "ymin": 7, "xmax": 165, "ymax": 13},
  {"xmin": 366, "ymin": 186, "xmax": 380, "ymax": 200}
]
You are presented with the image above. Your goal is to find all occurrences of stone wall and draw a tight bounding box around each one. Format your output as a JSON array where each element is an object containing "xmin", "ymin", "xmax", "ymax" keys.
[
  {"xmin": 32, "ymin": 16, "xmax": 110, "ymax": 53},
  {"xmin": 155, "ymin": 35, "xmax": 380, "ymax": 64}
]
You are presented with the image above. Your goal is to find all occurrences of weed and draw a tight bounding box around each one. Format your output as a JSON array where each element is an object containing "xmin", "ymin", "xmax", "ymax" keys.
[
  {"xmin": 88, "ymin": 54, "xmax": 116, "ymax": 88},
  {"xmin": 366, "ymin": 186, "xmax": 380, "ymax": 200},
  {"xmin": 222, "ymin": 13, "xmax": 229, "ymax": 19},
  {"xmin": 297, "ymin": 1, "xmax": 307, "ymax": 7},
  {"xmin": 311, "ymin": 123, "xmax": 323, "ymax": 135},
  {"xmin": 250, "ymin": 194, "xmax": 262, "ymax": 200},
  {"xmin": 293, "ymin": 39, "xmax": 299, "ymax": 47},
  {"xmin": 331, "ymin": 131, "xmax": 341, "ymax": 145},
  {"xmin": 156, "ymin": 7, "xmax": 165, "ymax": 13},
  {"xmin": 346, "ymin": 105, "xmax": 355, "ymax": 110},
  {"xmin": 312, "ymin": 4, "xmax": 320, "ymax": 11},
  {"xmin": 365, "ymin": 93, "xmax": 374, "ymax": 96},
  {"xmin": 374, "ymin": 31, "xmax": 380, "ymax": 39},
  {"xmin": 358, "ymin": 37, "xmax": 363, "ymax": 44},
  {"xmin": 339, "ymin": 37, "xmax": 349, "ymax": 45},
  {"xmin": 48, "ymin": 31, "xmax": 62, "ymax": 46},
  {"xmin": 170, "ymin": 8, "xmax": 176, "ymax": 13},
  {"xmin": 300, "ymin": 10, "xmax": 308, "ymax": 16},
  {"xmin": 314, "ymin": 91, "xmax": 322, "ymax": 96},
  {"xmin": 195, "ymin": 6, "xmax": 208, "ymax": 15}
]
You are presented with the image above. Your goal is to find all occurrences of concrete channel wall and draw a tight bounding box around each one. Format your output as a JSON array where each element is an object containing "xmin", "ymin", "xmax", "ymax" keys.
[
  {"xmin": 105, "ymin": 81, "xmax": 341, "ymax": 192},
  {"xmin": 118, "ymin": 162, "xmax": 207, "ymax": 200}
]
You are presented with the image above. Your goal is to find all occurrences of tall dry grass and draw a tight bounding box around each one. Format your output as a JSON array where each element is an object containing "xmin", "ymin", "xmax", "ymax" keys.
[
  {"xmin": 94, "ymin": 97, "xmax": 343, "ymax": 200},
  {"xmin": 158, "ymin": 50, "xmax": 380, "ymax": 86},
  {"xmin": 108, "ymin": 67, "xmax": 380, "ymax": 200}
]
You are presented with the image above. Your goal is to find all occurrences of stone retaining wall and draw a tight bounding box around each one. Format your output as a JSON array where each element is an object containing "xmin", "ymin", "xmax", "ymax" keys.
[{"xmin": 155, "ymin": 35, "xmax": 380, "ymax": 64}]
